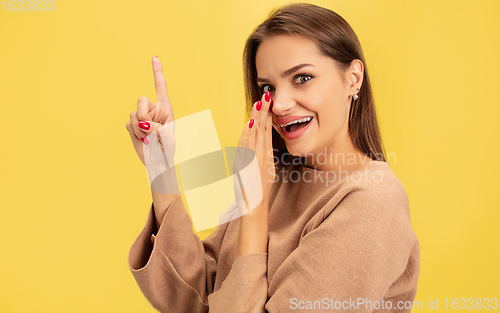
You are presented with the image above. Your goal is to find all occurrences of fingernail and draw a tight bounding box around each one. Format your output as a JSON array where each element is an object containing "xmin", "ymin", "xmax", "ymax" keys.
[
  {"xmin": 139, "ymin": 121, "xmax": 150, "ymax": 130},
  {"xmin": 153, "ymin": 56, "xmax": 158, "ymax": 59},
  {"xmin": 249, "ymin": 119, "xmax": 254, "ymax": 129},
  {"xmin": 256, "ymin": 101, "xmax": 262, "ymax": 111},
  {"xmin": 141, "ymin": 137, "xmax": 149, "ymax": 145},
  {"xmin": 265, "ymin": 91, "xmax": 271, "ymax": 102},
  {"xmin": 269, "ymin": 98, "xmax": 273, "ymax": 109}
]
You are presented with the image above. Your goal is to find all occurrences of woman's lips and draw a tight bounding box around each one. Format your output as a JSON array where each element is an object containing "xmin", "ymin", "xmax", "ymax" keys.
[
  {"xmin": 280, "ymin": 117, "xmax": 313, "ymax": 140},
  {"xmin": 276, "ymin": 115, "xmax": 312, "ymax": 125}
]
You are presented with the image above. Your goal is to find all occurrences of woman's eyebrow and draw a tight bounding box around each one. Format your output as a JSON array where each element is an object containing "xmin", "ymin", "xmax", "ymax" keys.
[{"xmin": 257, "ymin": 63, "xmax": 314, "ymax": 83}]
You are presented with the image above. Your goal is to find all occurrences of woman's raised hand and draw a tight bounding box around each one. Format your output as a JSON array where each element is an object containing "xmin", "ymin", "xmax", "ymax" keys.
[
  {"xmin": 126, "ymin": 56, "xmax": 175, "ymax": 166},
  {"xmin": 126, "ymin": 57, "xmax": 179, "ymax": 199}
]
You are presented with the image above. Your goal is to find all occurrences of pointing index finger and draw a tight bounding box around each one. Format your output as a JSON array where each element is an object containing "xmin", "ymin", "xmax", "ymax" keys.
[{"xmin": 152, "ymin": 56, "xmax": 171, "ymax": 104}]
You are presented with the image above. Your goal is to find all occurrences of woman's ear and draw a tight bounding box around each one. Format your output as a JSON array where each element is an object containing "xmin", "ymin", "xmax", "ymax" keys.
[{"xmin": 347, "ymin": 59, "xmax": 364, "ymax": 96}]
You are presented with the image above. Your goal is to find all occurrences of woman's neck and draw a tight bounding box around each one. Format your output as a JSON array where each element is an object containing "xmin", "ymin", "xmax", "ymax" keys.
[{"xmin": 304, "ymin": 144, "xmax": 371, "ymax": 174}]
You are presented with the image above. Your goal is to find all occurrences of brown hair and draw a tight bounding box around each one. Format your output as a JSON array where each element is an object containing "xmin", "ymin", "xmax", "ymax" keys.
[{"xmin": 243, "ymin": 3, "xmax": 386, "ymax": 162}]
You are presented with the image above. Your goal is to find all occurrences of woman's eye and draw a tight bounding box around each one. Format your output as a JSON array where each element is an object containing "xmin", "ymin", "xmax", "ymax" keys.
[
  {"xmin": 294, "ymin": 74, "xmax": 313, "ymax": 84},
  {"xmin": 261, "ymin": 85, "xmax": 275, "ymax": 93}
]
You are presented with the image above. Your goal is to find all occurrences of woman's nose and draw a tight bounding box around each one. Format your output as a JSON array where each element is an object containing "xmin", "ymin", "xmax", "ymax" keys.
[{"xmin": 271, "ymin": 92, "xmax": 294, "ymax": 116}]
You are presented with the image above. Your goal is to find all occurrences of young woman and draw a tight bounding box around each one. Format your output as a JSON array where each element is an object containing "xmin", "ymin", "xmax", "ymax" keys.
[{"xmin": 126, "ymin": 3, "xmax": 420, "ymax": 312}]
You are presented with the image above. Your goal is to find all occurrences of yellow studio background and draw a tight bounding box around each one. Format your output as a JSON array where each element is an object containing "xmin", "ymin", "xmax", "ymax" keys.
[{"xmin": 0, "ymin": 0, "xmax": 498, "ymax": 312}]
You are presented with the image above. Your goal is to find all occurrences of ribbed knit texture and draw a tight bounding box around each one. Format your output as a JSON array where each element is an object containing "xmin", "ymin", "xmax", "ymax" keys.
[{"xmin": 128, "ymin": 157, "xmax": 420, "ymax": 312}]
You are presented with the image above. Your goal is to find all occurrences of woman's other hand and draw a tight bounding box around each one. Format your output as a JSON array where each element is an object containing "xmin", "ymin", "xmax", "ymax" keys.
[
  {"xmin": 236, "ymin": 91, "xmax": 276, "ymax": 210},
  {"xmin": 234, "ymin": 92, "xmax": 274, "ymax": 257}
]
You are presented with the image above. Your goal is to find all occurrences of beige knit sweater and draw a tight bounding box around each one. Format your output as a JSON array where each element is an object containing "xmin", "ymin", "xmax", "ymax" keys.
[{"xmin": 128, "ymin": 156, "xmax": 420, "ymax": 312}]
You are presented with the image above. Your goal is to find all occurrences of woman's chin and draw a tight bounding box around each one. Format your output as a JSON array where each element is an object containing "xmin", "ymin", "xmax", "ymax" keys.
[{"xmin": 286, "ymin": 146, "xmax": 310, "ymax": 159}]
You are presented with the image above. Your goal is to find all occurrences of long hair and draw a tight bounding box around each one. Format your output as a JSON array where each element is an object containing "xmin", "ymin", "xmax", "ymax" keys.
[{"xmin": 243, "ymin": 3, "xmax": 386, "ymax": 162}]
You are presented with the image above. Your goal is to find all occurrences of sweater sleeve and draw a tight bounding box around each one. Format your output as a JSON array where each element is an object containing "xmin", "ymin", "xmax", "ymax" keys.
[
  {"xmin": 128, "ymin": 194, "xmax": 220, "ymax": 312},
  {"xmin": 265, "ymin": 185, "xmax": 420, "ymax": 312},
  {"xmin": 128, "ymin": 194, "xmax": 269, "ymax": 313}
]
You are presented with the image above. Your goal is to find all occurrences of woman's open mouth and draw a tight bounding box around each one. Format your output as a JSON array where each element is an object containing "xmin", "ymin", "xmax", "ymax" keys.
[{"xmin": 279, "ymin": 116, "xmax": 313, "ymax": 139}]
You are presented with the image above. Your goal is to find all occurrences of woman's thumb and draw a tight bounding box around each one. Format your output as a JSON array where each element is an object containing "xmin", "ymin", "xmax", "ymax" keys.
[{"xmin": 138, "ymin": 120, "xmax": 164, "ymax": 135}]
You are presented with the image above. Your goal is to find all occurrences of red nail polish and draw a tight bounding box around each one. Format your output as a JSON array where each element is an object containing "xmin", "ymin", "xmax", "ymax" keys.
[
  {"xmin": 249, "ymin": 119, "xmax": 254, "ymax": 129},
  {"xmin": 265, "ymin": 91, "xmax": 271, "ymax": 102},
  {"xmin": 141, "ymin": 137, "xmax": 149, "ymax": 145},
  {"xmin": 269, "ymin": 98, "xmax": 273, "ymax": 109},
  {"xmin": 256, "ymin": 101, "xmax": 262, "ymax": 111},
  {"xmin": 139, "ymin": 121, "xmax": 150, "ymax": 130}
]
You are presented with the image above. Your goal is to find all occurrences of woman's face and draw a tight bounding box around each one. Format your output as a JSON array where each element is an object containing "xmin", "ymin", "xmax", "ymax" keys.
[{"xmin": 255, "ymin": 34, "xmax": 361, "ymax": 163}]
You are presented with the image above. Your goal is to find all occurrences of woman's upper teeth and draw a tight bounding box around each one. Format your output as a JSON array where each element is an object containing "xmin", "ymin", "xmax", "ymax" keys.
[{"xmin": 280, "ymin": 116, "xmax": 312, "ymax": 127}]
